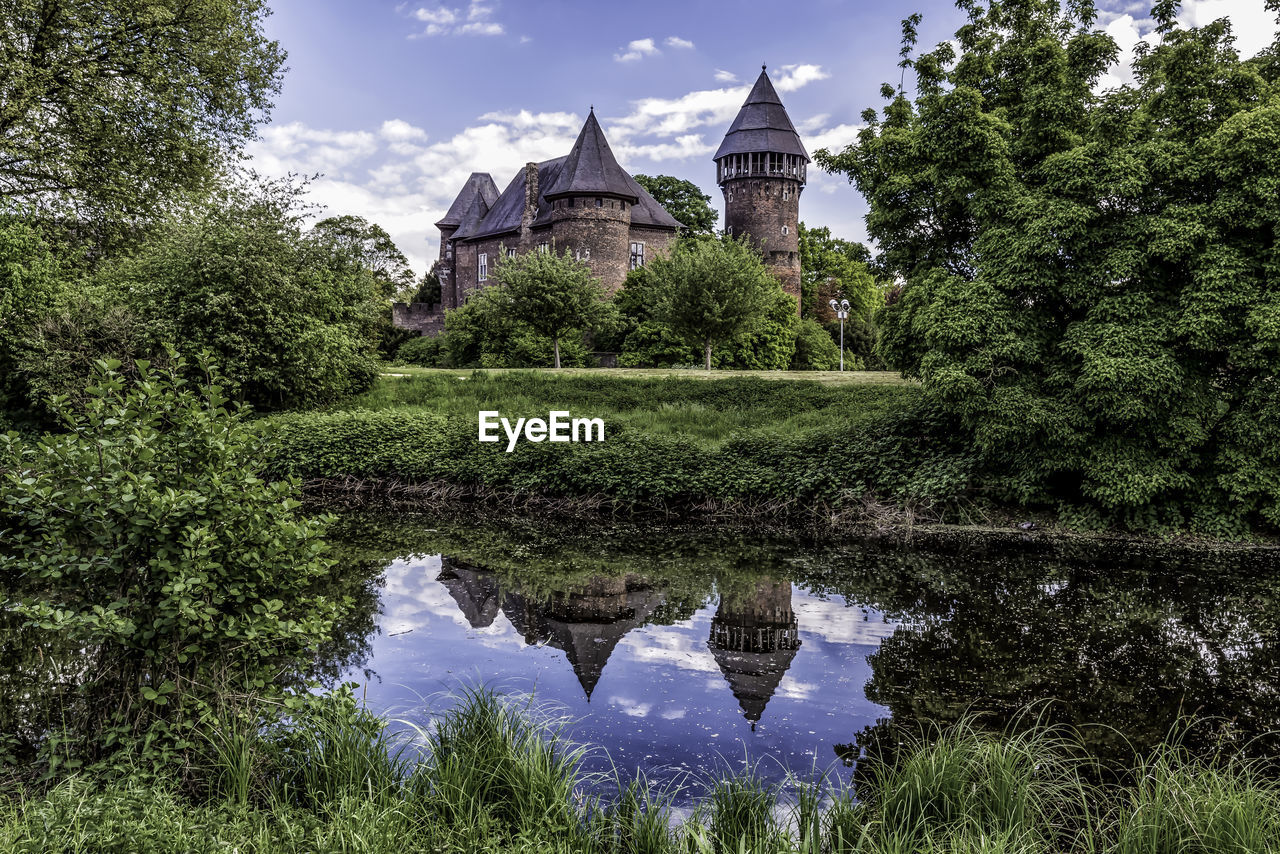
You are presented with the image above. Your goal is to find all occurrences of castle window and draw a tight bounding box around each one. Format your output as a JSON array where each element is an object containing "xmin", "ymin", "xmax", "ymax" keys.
[
  {"xmin": 727, "ymin": 190, "xmax": 733, "ymax": 202},
  {"xmin": 596, "ymin": 198, "xmax": 603, "ymax": 207},
  {"xmin": 781, "ymin": 225, "xmax": 789, "ymax": 236},
  {"xmin": 782, "ymin": 190, "xmax": 789, "ymax": 200},
  {"xmin": 537, "ymin": 242, "xmax": 550, "ymax": 254},
  {"xmin": 478, "ymin": 252, "xmax": 488, "ymax": 282},
  {"xmin": 506, "ymin": 247, "xmax": 517, "ymax": 258},
  {"xmin": 445, "ymin": 240, "xmax": 454, "ymax": 260},
  {"xmin": 629, "ymin": 241, "xmax": 645, "ymax": 270}
]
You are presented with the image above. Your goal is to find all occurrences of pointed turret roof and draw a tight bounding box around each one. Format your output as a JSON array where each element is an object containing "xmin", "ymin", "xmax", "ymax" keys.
[
  {"xmin": 449, "ymin": 183, "xmax": 497, "ymax": 241},
  {"xmin": 544, "ymin": 109, "xmax": 639, "ymax": 202},
  {"xmin": 436, "ymin": 172, "xmax": 500, "ymax": 229},
  {"xmin": 713, "ymin": 67, "xmax": 810, "ymax": 162}
]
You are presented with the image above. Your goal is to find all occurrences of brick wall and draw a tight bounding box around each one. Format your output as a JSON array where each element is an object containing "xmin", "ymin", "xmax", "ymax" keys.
[{"xmin": 723, "ymin": 176, "xmax": 803, "ymax": 308}]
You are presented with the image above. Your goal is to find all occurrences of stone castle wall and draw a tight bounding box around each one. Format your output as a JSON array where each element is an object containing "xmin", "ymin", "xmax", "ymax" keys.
[{"xmin": 723, "ymin": 176, "xmax": 803, "ymax": 306}]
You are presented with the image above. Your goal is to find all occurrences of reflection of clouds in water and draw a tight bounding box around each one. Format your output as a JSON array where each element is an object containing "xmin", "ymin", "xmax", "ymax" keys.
[
  {"xmin": 378, "ymin": 558, "xmax": 526, "ymax": 652},
  {"xmin": 613, "ymin": 698, "xmax": 653, "ymax": 718},
  {"xmin": 661, "ymin": 707, "xmax": 686, "ymax": 720},
  {"xmin": 618, "ymin": 621, "xmax": 722, "ymax": 674},
  {"xmin": 776, "ymin": 678, "xmax": 819, "ymax": 701},
  {"xmin": 791, "ymin": 592, "xmax": 899, "ymax": 646}
]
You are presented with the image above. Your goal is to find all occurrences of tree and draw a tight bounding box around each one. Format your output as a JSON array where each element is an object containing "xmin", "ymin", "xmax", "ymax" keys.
[
  {"xmin": 0, "ymin": 218, "xmax": 64, "ymax": 427},
  {"xmin": 311, "ymin": 216, "xmax": 416, "ymax": 301},
  {"xmin": 651, "ymin": 236, "xmax": 777, "ymax": 370},
  {"xmin": 103, "ymin": 175, "xmax": 383, "ymax": 409},
  {"xmin": 491, "ymin": 246, "xmax": 610, "ymax": 369},
  {"xmin": 797, "ymin": 223, "xmax": 880, "ymax": 322},
  {"xmin": 815, "ymin": 0, "xmax": 1280, "ymax": 534},
  {"xmin": 634, "ymin": 174, "xmax": 719, "ymax": 235},
  {"xmin": 0, "ymin": 0, "xmax": 285, "ymax": 229}
]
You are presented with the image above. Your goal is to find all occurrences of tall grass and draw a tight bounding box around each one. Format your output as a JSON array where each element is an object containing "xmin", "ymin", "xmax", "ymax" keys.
[{"xmin": 5, "ymin": 694, "xmax": 1280, "ymax": 854}]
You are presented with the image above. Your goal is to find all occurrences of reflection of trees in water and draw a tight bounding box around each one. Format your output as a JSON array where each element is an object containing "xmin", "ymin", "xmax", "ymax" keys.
[
  {"xmin": 851, "ymin": 552, "xmax": 1280, "ymax": 772},
  {"xmin": 0, "ymin": 559, "xmax": 384, "ymax": 767}
]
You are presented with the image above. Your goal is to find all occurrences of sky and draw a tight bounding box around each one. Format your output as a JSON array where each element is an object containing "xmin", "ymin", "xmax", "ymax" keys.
[{"xmin": 245, "ymin": 0, "xmax": 1279, "ymax": 276}]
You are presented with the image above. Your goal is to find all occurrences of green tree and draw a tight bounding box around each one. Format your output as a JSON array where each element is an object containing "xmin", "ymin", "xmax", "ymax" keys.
[
  {"xmin": 634, "ymin": 174, "xmax": 719, "ymax": 235},
  {"xmin": 815, "ymin": 0, "xmax": 1280, "ymax": 534},
  {"xmin": 651, "ymin": 236, "xmax": 778, "ymax": 370},
  {"xmin": 0, "ymin": 0, "xmax": 285, "ymax": 229},
  {"xmin": 311, "ymin": 215, "xmax": 416, "ymax": 301},
  {"xmin": 491, "ymin": 246, "xmax": 610, "ymax": 369},
  {"xmin": 797, "ymin": 223, "xmax": 880, "ymax": 321},
  {"xmin": 0, "ymin": 354, "xmax": 345, "ymax": 766},
  {"xmin": 103, "ymin": 176, "xmax": 384, "ymax": 409}
]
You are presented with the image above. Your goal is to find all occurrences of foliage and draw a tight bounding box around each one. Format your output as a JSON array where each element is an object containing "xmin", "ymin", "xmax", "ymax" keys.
[
  {"xmin": 0, "ymin": 217, "xmax": 64, "ymax": 428},
  {"xmin": 412, "ymin": 271, "xmax": 443, "ymax": 305},
  {"xmin": 101, "ymin": 175, "xmax": 383, "ymax": 409},
  {"xmin": 649, "ymin": 236, "xmax": 781, "ymax": 370},
  {"xmin": 395, "ymin": 335, "xmax": 443, "ymax": 367},
  {"xmin": 490, "ymin": 246, "xmax": 611, "ymax": 368},
  {"xmin": 815, "ymin": 0, "xmax": 1280, "ymax": 535},
  {"xmin": 792, "ymin": 318, "xmax": 841, "ymax": 370},
  {"xmin": 0, "ymin": 355, "xmax": 347, "ymax": 771},
  {"xmin": 633, "ymin": 174, "xmax": 719, "ymax": 235},
  {"xmin": 0, "ymin": 0, "xmax": 284, "ymax": 234},
  {"xmin": 6, "ymin": 695, "xmax": 1280, "ymax": 853},
  {"xmin": 796, "ymin": 223, "xmax": 879, "ymax": 322},
  {"xmin": 712, "ymin": 286, "xmax": 797, "ymax": 370},
  {"xmin": 310, "ymin": 215, "xmax": 416, "ymax": 301},
  {"xmin": 439, "ymin": 286, "xmax": 589, "ymax": 368}
]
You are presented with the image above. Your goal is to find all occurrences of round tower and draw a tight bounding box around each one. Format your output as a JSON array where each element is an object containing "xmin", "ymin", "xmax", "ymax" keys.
[{"xmin": 714, "ymin": 66, "xmax": 809, "ymax": 310}]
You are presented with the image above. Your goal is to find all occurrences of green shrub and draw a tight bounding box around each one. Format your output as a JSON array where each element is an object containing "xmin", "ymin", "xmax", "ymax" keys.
[
  {"xmin": 395, "ymin": 335, "xmax": 441, "ymax": 367},
  {"xmin": 792, "ymin": 317, "xmax": 841, "ymax": 370},
  {"xmin": 0, "ymin": 354, "xmax": 347, "ymax": 771}
]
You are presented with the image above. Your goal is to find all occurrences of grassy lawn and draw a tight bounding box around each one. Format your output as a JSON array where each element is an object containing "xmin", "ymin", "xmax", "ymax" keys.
[
  {"xmin": 342, "ymin": 368, "xmax": 921, "ymax": 446},
  {"xmin": 381, "ymin": 365, "xmax": 914, "ymax": 387}
]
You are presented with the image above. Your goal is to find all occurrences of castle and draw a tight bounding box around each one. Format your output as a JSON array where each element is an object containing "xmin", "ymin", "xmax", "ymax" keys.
[{"xmin": 393, "ymin": 66, "xmax": 809, "ymax": 336}]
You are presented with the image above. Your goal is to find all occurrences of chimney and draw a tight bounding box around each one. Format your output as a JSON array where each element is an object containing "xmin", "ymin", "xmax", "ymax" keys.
[{"xmin": 521, "ymin": 162, "xmax": 538, "ymax": 239}]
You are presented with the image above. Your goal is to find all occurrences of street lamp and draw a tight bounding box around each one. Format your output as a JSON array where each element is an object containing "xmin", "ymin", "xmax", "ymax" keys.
[{"xmin": 829, "ymin": 298, "xmax": 851, "ymax": 371}]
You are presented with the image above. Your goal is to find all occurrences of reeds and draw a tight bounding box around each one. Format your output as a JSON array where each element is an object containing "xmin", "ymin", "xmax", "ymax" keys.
[{"xmin": 5, "ymin": 694, "xmax": 1280, "ymax": 854}]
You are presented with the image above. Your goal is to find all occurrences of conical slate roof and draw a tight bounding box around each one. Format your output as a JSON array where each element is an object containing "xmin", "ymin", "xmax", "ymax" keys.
[
  {"xmin": 449, "ymin": 183, "xmax": 497, "ymax": 241},
  {"xmin": 436, "ymin": 172, "xmax": 499, "ymax": 229},
  {"xmin": 713, "ymin": 68, "xmax": 810, "ymax": 161},
  {"xmin": 544, "ymin": 109, "xmax": 639, "ymax": 202},
  {"xmin": 436, "ymin": 559, "xmax": 501, "ymax": 629}
]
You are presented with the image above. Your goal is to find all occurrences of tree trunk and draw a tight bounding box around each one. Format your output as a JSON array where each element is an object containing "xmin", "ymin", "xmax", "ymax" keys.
[
  {"xmin": 554, "ymin": 337, "xmax": 561, "ymax": 369},
  {"xmin": 704, "ymin": 340, "xmax": 712, "ymax": 371}
]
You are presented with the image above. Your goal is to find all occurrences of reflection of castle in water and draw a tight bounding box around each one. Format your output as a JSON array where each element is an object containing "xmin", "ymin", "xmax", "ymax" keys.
[
  {"xmin": 708, "ymin": 578, "xmax": 800, "ymax": 727},
  {"xmin": 436, "ymin": 558, "xmax": 663, "ymax": 699}
]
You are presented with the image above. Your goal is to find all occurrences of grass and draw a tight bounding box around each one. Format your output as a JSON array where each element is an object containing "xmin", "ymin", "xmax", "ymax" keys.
[
  {"xmin": 5, "ymin": 694, "xmax": 1280, "ymax": 854},
  {"xmin": 336, "ymin": 369, "xmax": 920, "ymax": 446}
]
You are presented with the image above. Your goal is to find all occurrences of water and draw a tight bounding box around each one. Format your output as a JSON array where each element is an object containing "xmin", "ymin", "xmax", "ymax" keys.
[{"xmin": 330, "ymin": 512, "xmax": 1280, "ymax": 795}]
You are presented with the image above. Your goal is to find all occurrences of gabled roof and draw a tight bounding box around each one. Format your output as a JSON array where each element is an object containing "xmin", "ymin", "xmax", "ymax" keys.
[
  {"xmin": 713, "ymin": 67, "xmax": 810, "ymax": 162},
  {"xmin": 436, "ymin": 172, "xmax": 499, "ymax": 229},
  {"xmin": 544, "ymin": 109, "xmax": 639, "ymax": 202}
]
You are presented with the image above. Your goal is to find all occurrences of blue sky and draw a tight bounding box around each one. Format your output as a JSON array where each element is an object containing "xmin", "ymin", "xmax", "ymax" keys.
[{"xmin": 247, "ymin": 0, "xmax": 1275, "ymax": 274}]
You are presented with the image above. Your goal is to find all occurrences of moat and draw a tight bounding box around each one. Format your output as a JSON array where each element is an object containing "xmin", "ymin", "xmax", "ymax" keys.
[{"xmin": 328, "ymin": 512, "xmax": 1280, "ymax": 798}]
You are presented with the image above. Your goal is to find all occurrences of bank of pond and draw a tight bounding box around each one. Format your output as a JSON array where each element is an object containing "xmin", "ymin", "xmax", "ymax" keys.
[{"xmin": 5, "ymin": 509, "xmax": 1280, "ymax": 850}]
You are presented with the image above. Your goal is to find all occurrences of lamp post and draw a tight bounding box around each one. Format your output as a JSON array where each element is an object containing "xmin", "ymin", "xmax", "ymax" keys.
[{"xmin": 829, "ymin": 298, "xmax": 851, "ymax": 371}]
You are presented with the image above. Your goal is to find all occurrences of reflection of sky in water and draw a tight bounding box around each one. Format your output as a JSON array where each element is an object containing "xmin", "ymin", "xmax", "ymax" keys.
[{"xmin": 344, "ymin": 554, "xmax": 897, "ymax": 795}]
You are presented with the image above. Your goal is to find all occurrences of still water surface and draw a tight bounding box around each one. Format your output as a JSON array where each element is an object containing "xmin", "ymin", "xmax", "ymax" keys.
[{"xmin": 331, "ymin": 513, "xmax": 1280, "ymax": 795}]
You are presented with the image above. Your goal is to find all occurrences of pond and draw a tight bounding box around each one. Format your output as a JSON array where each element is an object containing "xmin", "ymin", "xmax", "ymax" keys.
[{"xmin": 328, "ymin": 511, "xmax": 1280, "ymax": 798}]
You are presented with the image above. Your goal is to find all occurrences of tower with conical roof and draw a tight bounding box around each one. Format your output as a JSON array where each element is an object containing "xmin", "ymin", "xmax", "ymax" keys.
[{"xmin": 714, "ymin": 67, "xmax": 809, "ymax": 310}]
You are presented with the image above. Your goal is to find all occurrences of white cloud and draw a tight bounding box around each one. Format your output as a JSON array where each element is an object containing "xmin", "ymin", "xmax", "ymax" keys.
[
  {"xmin": 713, "ymin": 69, "xmax": 739, "ymax": 83},
  {"xmin": 804, "ymin": 122, "xmax": 863, "ymax": 155},
  {"xmin": 244, "ymin": 64, "xmax": 841, "ymax": 273},
  {"xmin": 1096, "ymin": 0, "xmax": 1275, "ymax": 88},
  {"xmin": 615, "ymin": 37, "xmax": 659, "ymax": 62},
  {"xmin": 773, "ymin": 63, "xmax": 831, "ymax": 92},
  {"xmin": 407, "ymin": 0, "xmax": 505, "ymax": 37},
  {"xmin": 665, "ymin": 36, "xmax": 695, "ymax": 49}
]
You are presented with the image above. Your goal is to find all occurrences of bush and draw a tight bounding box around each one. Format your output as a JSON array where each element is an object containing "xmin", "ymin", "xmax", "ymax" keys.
[
  {"xmin": 395, "ymin": 335, "xmax": 441, "ymax": 367},
  {"xmin": 439, "ymin": 287, "xmax": 589, "ymax": 368},
  {"xmin": 0, "ymin": 354, "xmax": 347, "ymax": 771},
  {"xmin": 0, "ymin": 217, "xmax": 66, "ymax": 428},
  {"xmin": 103, "ymin": 177, "xmax": 383, "ymax": 410},
  {"xmin": 791, "ymin": 317, "xmax": 841, "ymax": 370}
]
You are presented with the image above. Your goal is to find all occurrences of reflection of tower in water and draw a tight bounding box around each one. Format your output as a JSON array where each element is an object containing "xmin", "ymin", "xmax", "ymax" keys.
[
  {"xmin": 436, "ymin": 558, "xmax": 664, "ymax": 701},
  {"xmin": 708, "ymin": 578, "xmax": 800, "ymax": 728}
]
